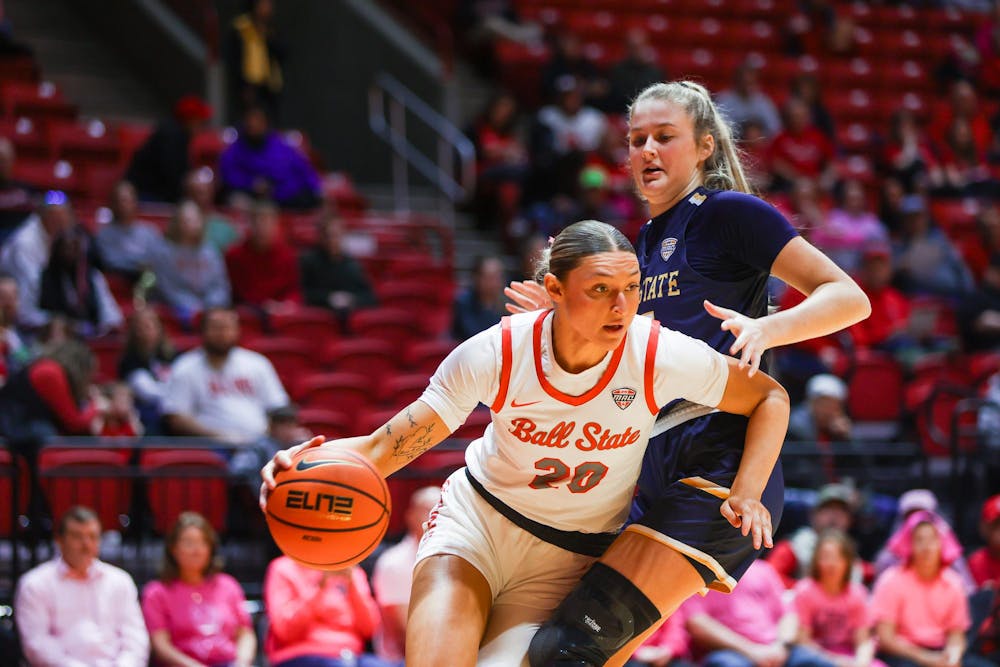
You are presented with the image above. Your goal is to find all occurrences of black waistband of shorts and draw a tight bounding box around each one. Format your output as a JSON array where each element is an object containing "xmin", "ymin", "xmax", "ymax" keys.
[{"xmin": 464, "ymin": 468, "xmax": 617, "ymax": 558}]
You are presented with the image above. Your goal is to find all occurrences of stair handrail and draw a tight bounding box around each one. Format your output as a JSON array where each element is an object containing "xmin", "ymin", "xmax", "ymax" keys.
[{"xmin": 368, "ymin": 71, "xmax": 475, "ymax": 220}]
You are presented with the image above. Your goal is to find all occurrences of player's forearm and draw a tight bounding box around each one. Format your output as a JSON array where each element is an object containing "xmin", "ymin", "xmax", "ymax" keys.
[
  {"xmin": 343, "ymin": 400, "xmax": 451, "ymax": 477},
  {"xmin": 765, "ymin": 279, "xmax": 870, "ymax": 348},
  {"xmin": 730, "ymin": 385, "xmax": 788, "ymax": 501}
]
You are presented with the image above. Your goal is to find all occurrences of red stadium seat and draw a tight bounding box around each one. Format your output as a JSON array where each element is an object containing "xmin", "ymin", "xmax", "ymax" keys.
[
  {"xmin": 323, "ymin": 338, "xmax": 398, "ymax": 378},
  {"xmin": 0, "ymin": 55, "xmax": 38, "ymax": 84},
  {"xmin": 404, "ymin": 339, "xmax": 457, "ymax": 375},
  {"xmin": 48, "ymin": 120, "xmax": 121, "ymax": 167},
  {"xmin": 117, "ymin": 122, "xmax": 153, "ymax": 166},
  {"xmin": 243, "ymin": 337, "xmax": 313, "ymax": 391},
  {"xmin": 39, "ymin": 448, "xmax": 132, "ymax": 531},
  {"xmin": 268, "ymin": 306, "xmax": 340, "ymax": 343},
  {"xmin": 296, "ymin": 407, "xmax": 354, "ymax": 439},
  {"xmin": 349, "ymin": 307, "xmax": 420, "ymax": 349},
  {"xmin": 451, "ymin": 407, "xmax": 493, "ymax": 441},
  {"xmin": 378, "ymin": 373, "xmax": 430, "ymax": 409},
  {"xmin": 294, "ymin": 372, "xmax": 371, "ymax": 416},
  {"xmin": 190, "ymin": 127, "xmax": 237, "ymax": 167},
  {"xmin": 0, "ymin": 116, "xmax": 49, "ymax": 160},
  {"xmin": 141, "ymin": 449, "xmax": 229, "ymax": 534},
  {"xmin": 0, "ymin": 448, "xmax": 29, "ymax": 538},
  {"xmin": 81, "ymin": 163, "xmax": 126, "ymax": 204},
  {"xmin": 846, "ymin": 351, "xmax": 904, "ymax": 440},
  {"xmin": 1, "ymin": 81, "xmax": 77, "ymax": 124},
  {"xmin": 10, "ymin": 158, "xmax": 85, "ymax": 198}
]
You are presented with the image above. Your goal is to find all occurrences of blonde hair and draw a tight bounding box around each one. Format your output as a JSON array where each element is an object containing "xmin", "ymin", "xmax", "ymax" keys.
[
  {"xmin": 534, "ymin": 220, "xmax": 635, "ymax": 282},
  {"xmin": 628, "ymin": 81, "xmax": 752, "ymax": 195}
]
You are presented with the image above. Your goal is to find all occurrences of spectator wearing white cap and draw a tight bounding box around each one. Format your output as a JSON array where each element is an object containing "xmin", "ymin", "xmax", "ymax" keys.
[
  {"xmin": 767, "ymin": 482, "xmax": 866, "ymax": 588},
  {"xmin": 788, "ymin": 373, "xmax": 852, "ymax": 444}
]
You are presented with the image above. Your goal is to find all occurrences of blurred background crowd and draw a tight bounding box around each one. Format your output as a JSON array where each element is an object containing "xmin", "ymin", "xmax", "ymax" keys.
[{"xmin": 0, "ymin": 0, "xmax": 999, "ymax": 665}]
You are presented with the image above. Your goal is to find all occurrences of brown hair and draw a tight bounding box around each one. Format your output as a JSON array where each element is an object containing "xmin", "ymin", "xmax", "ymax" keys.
[
  {"xmin": 160, "ymin": 511, "xmax": 223, "ymax": 581},
  {"xmin": 164, "ymin": 199, "xmax": 205, "ymax": 245},
  {"xmin": 534, "ymin": 220, "xmax": 635, "ymax": 282},
  {"xmin": 57, "ymin": 505, "xmax": 100, "ymax": 535},
  {"xmin": 628, "ymin": 81, "xmax": 752, "ymax": 194},
  {"xmin": 41, "ymin": 339, "xmax": 96, "ymax": 405},
  {"xmin": 809, "ymin": 528, "xmax": 857, "ymax": 590}
]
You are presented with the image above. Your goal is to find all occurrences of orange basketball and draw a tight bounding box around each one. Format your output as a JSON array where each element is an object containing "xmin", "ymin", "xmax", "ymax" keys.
[{"xmin": 266, "ymin": 447, "xmax": 391, "ymax": 570}]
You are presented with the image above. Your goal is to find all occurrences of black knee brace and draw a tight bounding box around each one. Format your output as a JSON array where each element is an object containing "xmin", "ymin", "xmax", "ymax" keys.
[{"xmin": 528, "ymin": 562, "xmax": 661, "ymax": 667}]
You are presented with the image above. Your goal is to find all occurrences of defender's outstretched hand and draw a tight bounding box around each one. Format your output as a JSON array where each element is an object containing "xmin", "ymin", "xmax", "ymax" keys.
[
  {"xmin": 504, "ymin": 280, "xmax": 551, "ymax": 314},
  {"xmin": 704, "ymin": 300, "xmax": 772, "ymax": 377}
]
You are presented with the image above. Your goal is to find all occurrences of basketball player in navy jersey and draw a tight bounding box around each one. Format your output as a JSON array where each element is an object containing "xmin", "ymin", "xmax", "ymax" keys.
[{"xmin": 508, "ymin": 81, "xmax": 871, "ymax": 666}]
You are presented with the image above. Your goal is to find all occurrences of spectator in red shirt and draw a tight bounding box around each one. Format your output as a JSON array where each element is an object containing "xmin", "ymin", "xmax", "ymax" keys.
[
  {"xmin": 0, "ymin": 339, "xmax": 106, "ymax": 445},
  {"xmin": 930, "ymin": 81, "xmax": 993, "ymax": 161},
  {"xmin": 95, "ymin": 382, "xmax": 143, "ymax": 438},
  {"xmin": 225, "ymin": 200, "xmax": 301, "ymax": 307},
  {"xmin": 770, "ymin": 98, "xmax": 836, "ymax": 193},
  {"xmin": 938, "ymin": 117, "xmax": 996, "ymax": 198},
  {"xmin": 970, "ymin": 495, "xmax": 1000, "ymax": 588},
  {"xmin": 848, "ymin": 241, "xmax": 912, "ymax": 352}
]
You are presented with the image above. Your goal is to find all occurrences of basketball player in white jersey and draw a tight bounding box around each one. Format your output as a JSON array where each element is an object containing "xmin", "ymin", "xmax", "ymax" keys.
[{"xmin": 260, "ymin": 220, "xmax": 790, "ymax": 667}]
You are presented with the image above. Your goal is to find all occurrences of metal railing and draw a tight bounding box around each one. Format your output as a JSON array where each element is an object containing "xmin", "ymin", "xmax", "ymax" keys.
[{"xmin": 367, "ymin": 71, "xmax": 475, "ymax": 226}]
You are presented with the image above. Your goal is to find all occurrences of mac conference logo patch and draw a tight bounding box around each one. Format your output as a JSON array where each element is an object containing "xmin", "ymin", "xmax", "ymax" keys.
[
  {"xmin": 660, "ymin": 237, "xmax": 677, "ymax": 261},
  {"xmin": 611, "ymin": 387, "xmax": 637, "ymax": 410}
]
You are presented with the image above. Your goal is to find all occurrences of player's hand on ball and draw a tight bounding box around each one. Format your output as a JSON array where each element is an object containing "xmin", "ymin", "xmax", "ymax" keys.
[
  {"xmin": 504, "ymin": 280, "xmax": 552, "ymax": 314},
  {"xmin": 720, "ymin": 494, "xmax": 773, "ymax": 550},
  {"xmin": 259, "ymin": 435, "xmax": 325, "ymax": 511},
  {"xmin": 703, "ymin": 300, "xmax": 771, "ymax": 377}
]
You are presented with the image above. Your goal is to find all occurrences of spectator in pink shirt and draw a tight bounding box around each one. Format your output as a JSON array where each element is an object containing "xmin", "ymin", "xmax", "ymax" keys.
[
  {"xmin": 264, "ymin": 555, "xmax": 390, "ymax": 667},
  {"xmin": 629, "ymin": 602, "xmax": 694, "ymax": 667},
  {"xmin": 15, "ymin": 505, "xmax": 149, "ymax": 667},
  {"xmin": 686, "ymin": 559, "xmax": 835, "ymax": 667},
  {"xmin": 142, "ymin": 511, "xmax": 255, "ymax": 667},
  {"xmin": 871, "ymin": 510, "xmax": 990, "ymax": 667},
  {"xmin": 793, "ymin": 530, "xmax": 880, "ymax": 667},
  {"xmin": 371, "ymin": 485, "xmax": 441, "ymax": 664}
]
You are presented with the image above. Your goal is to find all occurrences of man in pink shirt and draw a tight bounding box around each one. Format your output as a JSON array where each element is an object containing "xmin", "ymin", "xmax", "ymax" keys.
[
  {"xmin": 685, "ymin": 559, "xmax": 835, "ymax": 667},
  {"xmin": 14, "ymin": 505, "xmax": 148, "ymax": 667},
  {"xmin": 371, "ymin": 485, "xmax": 441, "ymax": 663}
]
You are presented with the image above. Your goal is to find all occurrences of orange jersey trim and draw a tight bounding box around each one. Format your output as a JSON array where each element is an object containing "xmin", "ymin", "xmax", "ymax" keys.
[
  {"xmin": 531, "ymin": 310, "xmax": 626, "ymax": 406},
  {"xmin": 490, "ymin": 316, "xmax": 513, "ymax": 413},
  {"xmin": 644, "ymin": 320, "xmax": 661, "ymax": 415}
]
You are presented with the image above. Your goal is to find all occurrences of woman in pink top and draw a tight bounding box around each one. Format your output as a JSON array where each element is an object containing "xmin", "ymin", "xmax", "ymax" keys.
[
  {"xmin": 142, "ymin": 511, "xmax": 256, "ymax": 667},
  {"xmin": 870, "ymin": 511, "xmax": 988, "ymax": 667},
  {"xmin": 794, "ymin": 530, "xmax": 879, "ymax": 667},
  {"xmin": 264, "ymin": 555, "xmax": 393, "ymax": 667}
]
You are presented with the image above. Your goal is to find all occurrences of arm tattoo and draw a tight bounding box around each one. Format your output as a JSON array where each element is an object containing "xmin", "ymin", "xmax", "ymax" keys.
[{"xmin": 390, "ymin": 407, "xmax": 437, "ymax": 462}]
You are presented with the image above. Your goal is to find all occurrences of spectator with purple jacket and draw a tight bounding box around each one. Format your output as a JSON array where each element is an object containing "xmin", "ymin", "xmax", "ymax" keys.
[{"xmin": 219, "ymin": 104, "xmax": 320, "ymax": 210}]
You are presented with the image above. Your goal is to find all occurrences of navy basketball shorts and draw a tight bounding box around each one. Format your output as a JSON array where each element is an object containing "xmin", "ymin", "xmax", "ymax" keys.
[{"xmin": 626, "ymin": 411, "xmax": 784, "ymax": 593}]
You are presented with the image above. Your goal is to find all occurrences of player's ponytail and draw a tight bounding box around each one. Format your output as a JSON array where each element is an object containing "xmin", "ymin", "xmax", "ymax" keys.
[
  {"xmin": 535, "ymin": 220, "xmax": 634, "ymax": 282},
  {"xmin": 628, "ymin": 81, "xmax": 753, "ymax": 195}
]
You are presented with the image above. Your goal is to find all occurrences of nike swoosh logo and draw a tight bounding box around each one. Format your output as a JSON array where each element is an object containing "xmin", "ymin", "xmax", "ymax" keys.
[
  {"xmin": 510, "ymin": 399, "xmax": 542, "ymax": 408},
  {"xmin": 295, "ymin": 458, "xmax": 343, "ymax": 471}
]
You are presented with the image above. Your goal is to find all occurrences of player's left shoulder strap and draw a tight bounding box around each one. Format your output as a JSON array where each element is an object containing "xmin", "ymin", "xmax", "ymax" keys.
[
  {"xmin": 490, "ymin": 316, "xmax": 514, "ymax": 413},
  {"xmin": 642, "ymin": 319, "xmax": 662, "ymax": 416}
]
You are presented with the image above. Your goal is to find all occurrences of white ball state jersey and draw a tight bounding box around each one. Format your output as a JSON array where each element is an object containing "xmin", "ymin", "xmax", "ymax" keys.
[{"xmin": 420, "ymin": 310, "xmax": 728, "ymax": 535}]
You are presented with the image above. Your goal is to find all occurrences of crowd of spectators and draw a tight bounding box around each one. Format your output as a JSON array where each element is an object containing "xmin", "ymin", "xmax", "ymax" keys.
[
  {"xmin": 2, "ymin": 1, "xmax": 1000, "ymax": 666},
  {"xmin": 13, "ymin": 490, "xmax": 1000, "ymax": 667}
]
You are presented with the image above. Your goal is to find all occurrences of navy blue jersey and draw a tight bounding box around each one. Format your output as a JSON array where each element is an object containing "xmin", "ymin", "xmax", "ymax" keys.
[{"xmin": 636, "ymin": 187, "xmax": 798, "ymax": 358}]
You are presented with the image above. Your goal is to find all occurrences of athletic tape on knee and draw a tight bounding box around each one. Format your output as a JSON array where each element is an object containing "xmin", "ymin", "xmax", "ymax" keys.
[{"xmin": 528, "ymin": 562, "xmax": 661, "ymax": 666}]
